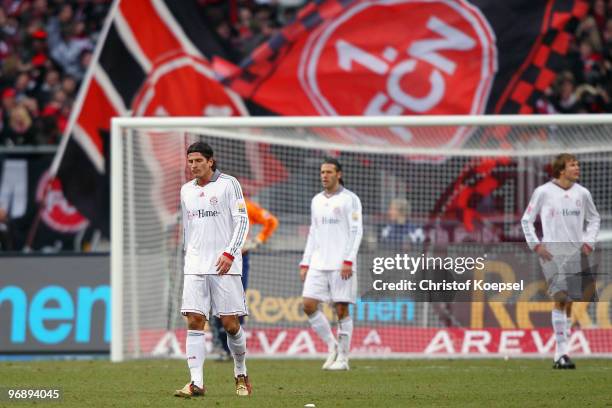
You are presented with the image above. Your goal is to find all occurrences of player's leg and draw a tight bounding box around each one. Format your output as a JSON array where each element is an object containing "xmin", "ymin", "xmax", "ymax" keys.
[
  {"xmin": 327, "ymin": 270, "xmax": 357, "ymax": 371},
  {"xmin": 543, "ymin": 256, "xmax": 575, "ymax": 369},
  {"xmin": 566, "ymin": 301, "xmax": 573, "ymax": 337},
  {"xmin": 210, "ymin": 316, "xmax": 231, "ymax": 361},
  {"xmin": 554, "ymin": 252, "xmax": 582, "ymax": 369},
  {"xmin": 302, "ymin": 268, "xmax": 337, "ymax": 369},
  {"xmin": 175, "ymin": 274, "xmax": 209, "ymax": 397},
  {"xmin": 220, "ymin": 314, "xmax": 251, "ymax": 395},
  {"xmin": 552, "ymin": 294, "xmax": 575, "ymax": 369},
  {"xmin": 212, "ymin": 275, "xmax": 251, "ymax": 396}
]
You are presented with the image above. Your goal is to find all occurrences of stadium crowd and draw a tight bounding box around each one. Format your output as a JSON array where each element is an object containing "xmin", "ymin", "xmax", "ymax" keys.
[
  {"xmin": 2, "ymin": 0, "xmax": 612, "ymax": 147},
  {"xmin": 537, "ymin": 0, "xmax": 612, "ymax": 113},
  {"xmin": 0, "ymin": 0, "xmax": 110, "ymax": 146}
]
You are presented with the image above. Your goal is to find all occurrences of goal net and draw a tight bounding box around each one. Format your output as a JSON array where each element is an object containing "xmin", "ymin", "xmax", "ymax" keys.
[{"xmin": 111, "ymin": 115, "xmax": 612, "ymax": 362}]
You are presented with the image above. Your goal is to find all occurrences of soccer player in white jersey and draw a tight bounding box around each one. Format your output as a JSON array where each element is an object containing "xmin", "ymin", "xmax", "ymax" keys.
[
  {"xmin": 521, "ymin": 153, "xmax": 600, "ymax": 369},
  {"xmin": 174, "ymin": 142, "xmax": 252, "ymax": 398},
  {"xmin": 300, "ymin": 158, "xmax": 363, "ymax": 371}
]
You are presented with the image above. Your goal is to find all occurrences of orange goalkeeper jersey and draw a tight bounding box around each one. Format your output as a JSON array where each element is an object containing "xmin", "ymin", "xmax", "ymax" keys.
[{"xmin": 246, "ymin": 199, "xmax": 278, "ymax": 243}]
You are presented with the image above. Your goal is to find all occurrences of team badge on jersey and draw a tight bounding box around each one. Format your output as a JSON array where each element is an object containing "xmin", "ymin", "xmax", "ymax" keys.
[
  {"xmin": 199, "ymin": 192, "xmax": 205, "ymax": 197},
  {"xmin": 237, "ymin": 202, "xmax": 246, "ymax": 214},
  {"xmin": 210, "ymin": 196, "xmax": 218, "ymax": 205},
  {"xmin": 576, "ymin": 199, "xmax": 582, "ymax": 208}
]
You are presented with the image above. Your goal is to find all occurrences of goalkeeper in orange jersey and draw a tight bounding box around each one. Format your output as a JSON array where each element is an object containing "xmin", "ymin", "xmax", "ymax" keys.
[{"xmin": 210, "ymin": 198, "xmax": 279, "ymax": 360}]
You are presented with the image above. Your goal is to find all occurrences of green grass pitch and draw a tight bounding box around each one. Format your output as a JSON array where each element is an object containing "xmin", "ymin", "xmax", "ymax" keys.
[{"xmin": 1, "ymin": 358, "xmax": 611, "ymax": 407}]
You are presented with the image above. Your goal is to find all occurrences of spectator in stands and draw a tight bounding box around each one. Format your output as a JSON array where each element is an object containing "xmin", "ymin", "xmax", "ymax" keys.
[
  {"xmin": 550, "ymin": 72, "xmax": 581, "ymax": 113},
  {"xmin": 0, "ymin": 0, "xmax": 110, "ymax": 145},
  {"xmin": 5, "ymin": 104, "xmax": 35, "ymax": 145}
]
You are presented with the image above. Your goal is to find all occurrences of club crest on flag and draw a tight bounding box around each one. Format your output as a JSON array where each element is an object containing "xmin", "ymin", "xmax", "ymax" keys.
[{"xmin": 296, "ymin": 0, "xmax": 497, "ymax": 148}]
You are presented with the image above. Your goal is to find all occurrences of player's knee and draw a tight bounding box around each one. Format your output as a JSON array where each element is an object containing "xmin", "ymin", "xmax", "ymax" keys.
[
  {"xmin": 221, "ymin": 316, "xmax": 240, "ymax": 335},
  {"xmin": 302, "ymin": 299, "xmax": 317, "ymax": 316},
  {"xmin": 553, "ymin": 290, "xmax": 571, "ymax": 307},
  {"xmin": 335, "ymin": 303, "xmax": 349, "ymax": 319},
  {"xmin": 186, "ymin": 313, "xmax": 205, "ymax": 330}
]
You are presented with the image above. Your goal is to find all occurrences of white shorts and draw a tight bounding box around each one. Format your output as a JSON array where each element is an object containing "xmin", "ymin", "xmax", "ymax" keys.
[
  {"xmin": 181, "ymin": 274, "xmax": 248, "ymax": 319},
  {"xmin": 540, "ymin": 253, "xmax": 594, "ymax": 300},
  {"xmin": 302, "ymin": 268, "xmax": 357, "ymax": 304}
]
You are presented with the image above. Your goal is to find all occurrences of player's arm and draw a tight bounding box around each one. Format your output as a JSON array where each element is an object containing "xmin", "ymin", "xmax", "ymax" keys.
[
  {"xmin": 300, "ymin": 200, "xmax": 316, "ymax": 282},
  {"xmin": 180, "ymin": 189, "xmax": 188, "ymax": 251},
  {"xmin": 582, "ymin": 190, "xmax": 601, "ymax": 255},
  {"xmin": 341, "ymin": 194, "xmax": 363, "ymax": 279},
  {"xmin": 521, "ymin": 187, "xmax": 551, "ymax": 261},
  {"xmin": 218, "ymin": 179, "xmax": 250, "ymax": 274},
  {"xmin": 246, "ymin": 200, "xmax": 279, "ymax": 246}
]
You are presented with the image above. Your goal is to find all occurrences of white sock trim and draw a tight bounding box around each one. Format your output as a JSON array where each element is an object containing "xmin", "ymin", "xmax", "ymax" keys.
[
  {"xmin": 337, "ymin": 316, "xmax": 353, "ymax": 359},
  {"xmin": 552, "ymin": 309, "xmax": 567, "ymax": 361},
  {"xmin": 186, "ymin": 330, "xmax": 205, "ymax": 388},
  {"xmin": 308, "ymin": 310, "xmax": 336, "ymax": 348},
  {"xmin": 227, "ymin": 327, "xmax": 247, "ymax": 377}
]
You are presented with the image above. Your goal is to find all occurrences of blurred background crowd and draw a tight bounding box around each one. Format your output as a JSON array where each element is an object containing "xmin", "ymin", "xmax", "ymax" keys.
[
  {"xmin": 1, "ymin": 0, "xmax": 612, "ymax": 145},
  {"xmin": 0, "ymin": 0, "xmax": 110, "ymax": 146}
]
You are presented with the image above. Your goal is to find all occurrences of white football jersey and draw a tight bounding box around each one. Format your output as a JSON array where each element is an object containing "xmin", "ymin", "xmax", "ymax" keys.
[
  {"xmin": 521, "ymin": 181, "xmax": 600, "ymax": 251},
  {"xmin": 301, "ymin": 186, "xmax": 363, "ymax": 270},
  {"xmin": 181, "ymin": 170, "xmax": 249, "ymax": 275}
]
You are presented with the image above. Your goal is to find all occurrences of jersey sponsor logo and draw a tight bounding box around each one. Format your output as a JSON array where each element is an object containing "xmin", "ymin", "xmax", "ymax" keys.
[
  {"xmin": 321, "ymin": 216, "xmax": 340, "ymax": 225},
  {"xmin": 562, "ymin": 209, "xmax": 581, "ymax": 217},
  {"xmin": 188, "ymin": 209, "xmax": 220, "ymax": 219},
  {"xmin": 298, "ymin": 0, "xmax": 496, "ymax": 149}
]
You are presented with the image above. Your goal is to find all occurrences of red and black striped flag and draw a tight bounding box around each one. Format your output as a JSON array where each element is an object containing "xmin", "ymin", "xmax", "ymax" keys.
[{"xmin": 50, "ymin": 0, "xmax": 247, "ymax": 236}]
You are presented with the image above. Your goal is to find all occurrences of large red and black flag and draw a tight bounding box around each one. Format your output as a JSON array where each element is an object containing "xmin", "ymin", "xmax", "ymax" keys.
[
  {"xmin": 49, "ymin": 0, "xmax": 248, "ymax": 237},
  {"xmin": 222, "ymin": 0, "xmax": 587, "ymax": 147},
  {"xmin": 49, "ymin": 0, "xmax": 587, "ymax": 238}
]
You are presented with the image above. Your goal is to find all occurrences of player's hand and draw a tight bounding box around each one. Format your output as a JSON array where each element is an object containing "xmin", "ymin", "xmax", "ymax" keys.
[
  {"xmin": 341, "ymin": 263, "xmax": 353, "ymax": 280},
  {"xmin": 300, "ymin": 266, "xmax": 308, "ymax": 282},
  {"xmin": 216, "ymin": 253, "xmax": 233, "ymax": 275},
  {"xmin": 582, "ymin": 243, "xmax": 593, "ymax": 256},
  {"xmin": 535, "ymin": 244, "xmax": 553, "ymax": 262},
  {"xmin": 242, "ymin": 238, "xmax": 261, "ymax": 253}
]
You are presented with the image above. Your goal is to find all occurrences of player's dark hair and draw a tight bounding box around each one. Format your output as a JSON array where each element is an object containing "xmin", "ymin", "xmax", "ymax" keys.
[
  {"xmin": 322, "ymin": 157, "xmax": 344, "ymax": 185},
  {"xmin": 187, "ymin": 141, "xmax": 216, "ymax": 171},
  {"xmin": 552, "ymin": 153, "xmax": 577, "ymax": 178}
]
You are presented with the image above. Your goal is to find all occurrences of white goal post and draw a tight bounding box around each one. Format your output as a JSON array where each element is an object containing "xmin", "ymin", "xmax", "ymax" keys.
[{"xmin": 111, "ymin": 115, "xmax": 612, "ymax": 362}]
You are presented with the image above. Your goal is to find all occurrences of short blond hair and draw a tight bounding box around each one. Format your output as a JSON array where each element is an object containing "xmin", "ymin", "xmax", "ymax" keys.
[{"xmin": 552, "ymin": 153, "xmax": 577, "ymax": 178}]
